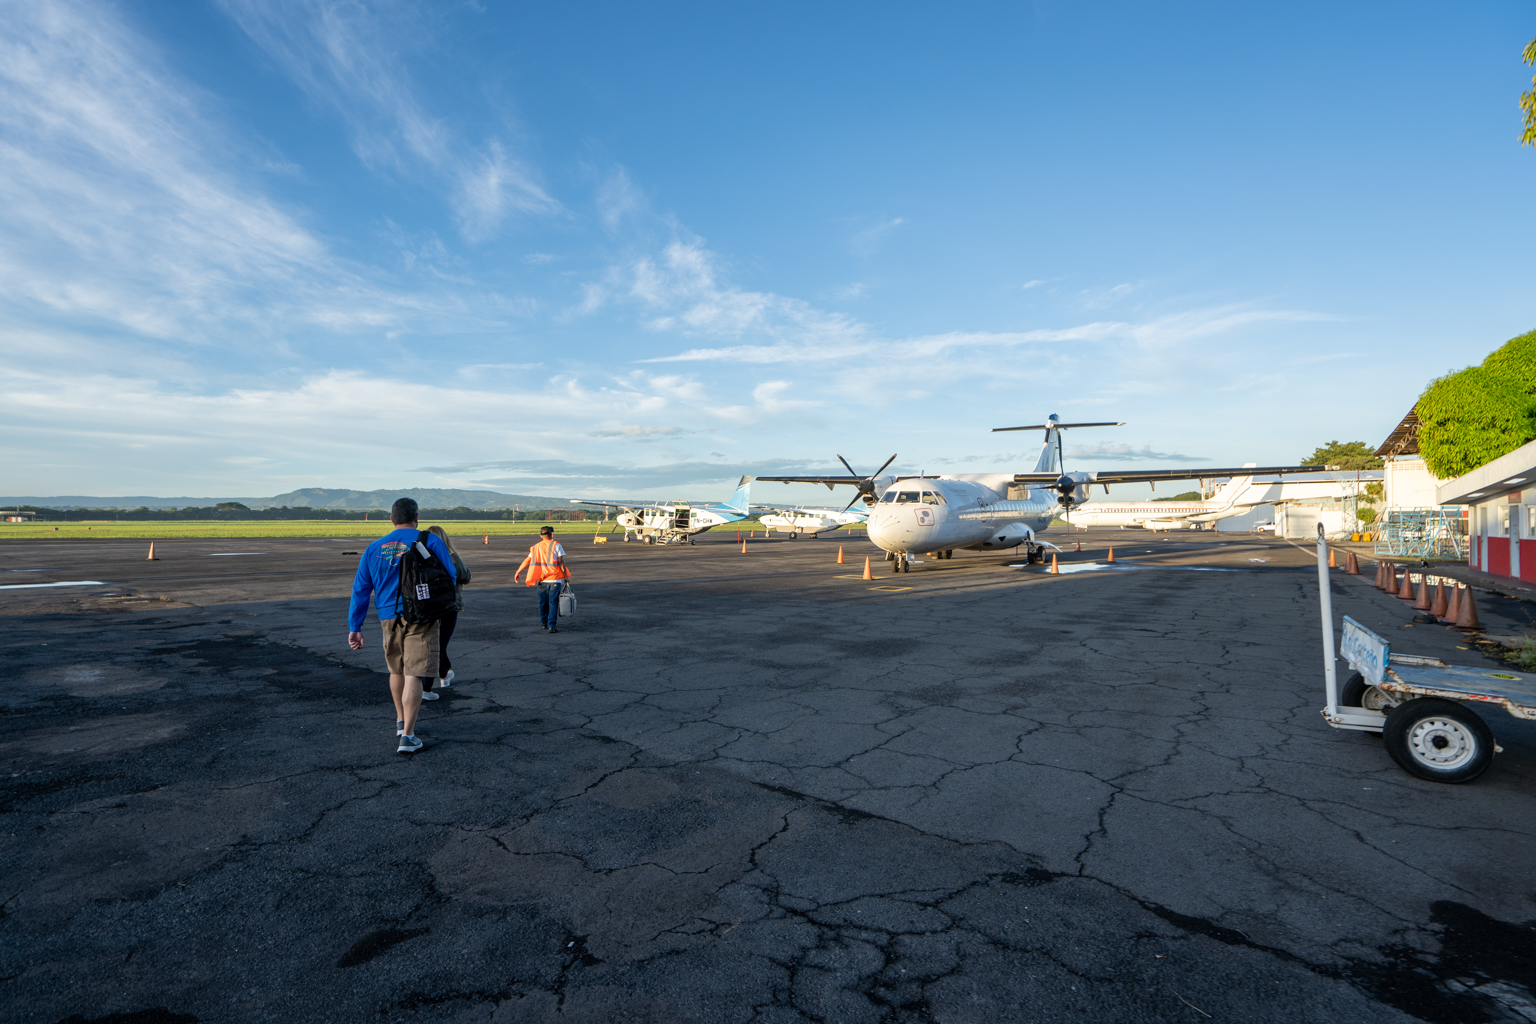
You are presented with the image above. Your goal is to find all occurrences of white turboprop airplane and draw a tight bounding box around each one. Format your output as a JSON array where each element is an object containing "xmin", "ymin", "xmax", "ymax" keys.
[
  {"xmin": 572, "ymin": 477, "xmax": 753, "ymax": 545},
  {"xmin": 758, "ymin": 418, "xmax": 1320, "ymax": 572},
  {"xmin": 1063, "ymin": 465, "xmax": 1260, "ymax": 531},
  {"xmin": 755, "ymin": 503, "xmax": 870, "ymax": 539}
]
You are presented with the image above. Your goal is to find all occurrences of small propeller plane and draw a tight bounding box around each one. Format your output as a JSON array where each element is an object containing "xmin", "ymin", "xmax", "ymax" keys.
[
  {"xmin": 754, "ymin": 501, "xmax": 870, "ymax": 539},
  {"xmin": 757, "ymin": 417, "xmax": 1321, "ymax": 571},
  {"xmin": 572, "ymin": 477, "xmax": 754, "ymax": 545}
]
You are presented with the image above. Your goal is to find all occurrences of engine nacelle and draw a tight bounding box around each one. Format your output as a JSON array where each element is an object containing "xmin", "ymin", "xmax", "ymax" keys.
[{"xmin": 972, "ymin": 522, "xmax": 1035, "ymax": 550}]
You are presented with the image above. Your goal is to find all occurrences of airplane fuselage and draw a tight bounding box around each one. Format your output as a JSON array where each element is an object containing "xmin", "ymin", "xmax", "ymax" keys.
[
  {"xmin": 617, "ymin": 504, "xmax": 745, "ymax": 544},
  {"xmin": 1066, "ymin": 502, "xmax": 1240, "ymax": 530},
  {"xmin": 865, "ymin": 474, "xmax": 1058, "ymax": 556}
]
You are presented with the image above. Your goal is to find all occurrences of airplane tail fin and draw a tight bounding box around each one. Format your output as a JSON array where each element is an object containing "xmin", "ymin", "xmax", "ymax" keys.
[
  {"xmin": 1210, "ymin": 463, "xmax": 1257, "ymax": 508},
  {"xmin": 995, "ymin": 415, "xmax": 1124, "ymax": 474},
  {"xmin": 1032, "ymin": 425, "xmax": 1061, "ymax": 474},
  {"xmin": 722, "ymin": 476, "xmax": 752, "ymax": 513}
]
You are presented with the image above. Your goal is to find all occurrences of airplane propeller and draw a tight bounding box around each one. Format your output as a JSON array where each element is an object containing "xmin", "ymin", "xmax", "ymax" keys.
[{"xmin": 836, "ymin": 453, "xmax": 898, "ymax": 510}]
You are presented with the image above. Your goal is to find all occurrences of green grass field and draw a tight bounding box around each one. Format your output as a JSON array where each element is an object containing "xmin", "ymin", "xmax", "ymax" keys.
[
  {"xmin": 0, "ymin": 519, "xmax": 612, "ymax": 540},
  {"xmin": 0, "ymin": 518, "xmax": 859, "ymax": 541}
]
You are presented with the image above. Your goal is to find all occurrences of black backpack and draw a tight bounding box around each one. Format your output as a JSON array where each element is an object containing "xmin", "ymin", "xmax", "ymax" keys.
[{"xmin": 395, "ymin": 531, "xmax": 457, "ymax": 624}]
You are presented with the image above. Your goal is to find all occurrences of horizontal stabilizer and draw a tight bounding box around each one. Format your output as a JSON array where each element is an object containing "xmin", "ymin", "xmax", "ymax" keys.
[{"xmin": 992, "ymin": 421, "xmax": 1125, "ymax": 432}]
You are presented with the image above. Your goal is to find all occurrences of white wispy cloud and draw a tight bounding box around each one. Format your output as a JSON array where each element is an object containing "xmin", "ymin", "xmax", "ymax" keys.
[
  {"xmin": 1067, "ymin": 443, "xmax": 1207, "ymax": 462},
  {"xmin": 219, "ymin": 0, "xmax": 558, "ymax": 240},
  {"xmin": 589, "ymin": 424, "xmax": 692, "ymax": 439},
  {"xmin": 580, "ymin": 236, "xmax": 869, "ymax": 350},
  {"xmin": 850, "ymin": 216, "xmax": 903, "ymax": 256},
  {"xmin": 0, "ymin": 0, "xmax": 400, "ymax": 339},
  {"xmin": 643, "ymin": 306, "xmax": 1339, "ymax": 365}
]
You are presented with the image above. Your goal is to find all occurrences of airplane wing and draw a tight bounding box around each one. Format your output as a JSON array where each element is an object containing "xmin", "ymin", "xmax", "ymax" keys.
[
  {"xmin": 753, "ymin": 474, "xmax": 863, "ymax": 491},
  {"xmin": 753, "ymin": 501, "xmax": 870, "ymax": 518},
  {"xmin": 570, "ymin": 498, "xmax": 674, "ymax": 513},
  {"xmin": 1013, "ymin": 465, "xmax": 1323, "ymax": 485}
]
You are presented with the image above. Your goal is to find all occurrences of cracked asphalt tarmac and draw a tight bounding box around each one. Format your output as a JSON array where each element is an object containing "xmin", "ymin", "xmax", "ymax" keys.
[{"xmin": 2, "ymin": 529, "xmax": 1534, "ymax": 1023}]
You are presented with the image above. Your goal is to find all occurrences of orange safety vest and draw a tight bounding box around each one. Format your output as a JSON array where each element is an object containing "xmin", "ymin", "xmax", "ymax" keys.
[{"xmin": 522, "ymin": 539, "xmax": 569, "ymax": 586}]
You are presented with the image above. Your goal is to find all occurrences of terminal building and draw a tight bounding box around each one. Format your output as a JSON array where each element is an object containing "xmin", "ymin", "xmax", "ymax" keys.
[{"xmin": 1437, "ymin": 436, "xmax": 1536, "ymax": 583}]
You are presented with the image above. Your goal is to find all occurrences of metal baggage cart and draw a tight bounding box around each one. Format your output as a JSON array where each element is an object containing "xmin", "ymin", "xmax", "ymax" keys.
[{"xmin": 1314, "ymin": 525, "xmax": 1536, "ymax": 782}]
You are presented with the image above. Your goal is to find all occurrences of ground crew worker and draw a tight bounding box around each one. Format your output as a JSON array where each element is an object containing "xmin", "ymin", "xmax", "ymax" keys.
[{"xmin": 513, "ymin": 525, "xmax": 571, "ymax": 632}]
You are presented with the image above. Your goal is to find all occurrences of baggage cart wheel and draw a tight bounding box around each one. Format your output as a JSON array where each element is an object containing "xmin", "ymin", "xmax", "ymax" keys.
[
  {"xmin": 1339, "ymin": 672, "xmax": 1399, "ymax": 712},
  {"xmin": 1382, "ymin": 698, "xmax": 1494, "ymax": 784}
]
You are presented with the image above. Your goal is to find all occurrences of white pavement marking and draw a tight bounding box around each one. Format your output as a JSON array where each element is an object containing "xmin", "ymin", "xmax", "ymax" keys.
[{"xmin": 0, "ymin": 581, "xmax": 107, "ymax": 590}]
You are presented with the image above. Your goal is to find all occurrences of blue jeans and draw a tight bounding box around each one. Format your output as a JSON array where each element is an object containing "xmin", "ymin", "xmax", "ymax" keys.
[{"xmin": 537, "ymin": 580, "xmax": 564, "ymax": 626}]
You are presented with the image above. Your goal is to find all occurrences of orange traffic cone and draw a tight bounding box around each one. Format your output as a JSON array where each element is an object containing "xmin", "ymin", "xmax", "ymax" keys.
[
  {"xmin": 1344, "ymin": 550, "xmax": 1358, "ymax": 574},
  {"xmin": 862, "ymin": 556, "xmax": 872, "ymax": 581},
  {"xmin": 146, "ymin": 542, "xmax": 158, "ymax": 561},
  {"xmin": 483, "ymin": 534, "xmax": 489, "ymax": 545},
  {"xmin": 837, "ymin": 546, "xmax": 845, "ymax": 565},
  {"xmin": 1429, "ymin": 579, "xmax": 1448, "ymax": 619},
  {"xmin": 1397, "ymin": 569, "xmax": 1415, "ymax": 601},
  {"xmin": 1107, "ymin": 545, "xmax": 1115, "ymax": 563},
  {"xmin": 1444, "ymin": 581, "xmax": 1461, "ymax": 623},
  {"xmin": 1050, "ymin": 552, "xmax": 1059, "ymax": 574},
  {"xmin": 1075, "ymin": 541, "xmax": 1082, "ymax": 552},
  {"xmin": 741, "ymin": 539, "xmax": 747, "ymax": 554},
  {"xmin": 1454, "ymin": 585, "xmax": 1482, "ymax": 632},
  {"xmin": 1413, "ymin": 575, "xmax": 1433, "ymax": 611},
  {"xmin": 1328, "ymin": 548, "xmax": 1337, "ymax": 569}
]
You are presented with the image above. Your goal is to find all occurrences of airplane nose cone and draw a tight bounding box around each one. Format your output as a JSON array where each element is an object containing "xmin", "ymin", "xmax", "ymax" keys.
[{"xmin": 866, "ymin": 509, "xmax": 895, "ymax": 547}]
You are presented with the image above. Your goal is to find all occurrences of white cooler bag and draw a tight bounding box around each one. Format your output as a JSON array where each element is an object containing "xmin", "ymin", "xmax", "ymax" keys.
[{"xmin": 558, "ymin": 586, "xmax": 577, "ymax": 618}]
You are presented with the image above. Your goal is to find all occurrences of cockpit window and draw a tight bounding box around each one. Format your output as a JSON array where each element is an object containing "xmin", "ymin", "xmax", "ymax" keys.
[
  {"xmin": 879, "ymin": 491, "xmax": 897, "ymax": 503},
  {"xmin": 895, "ymin": 491, "xmax": 922, "ymax": 503},
  {"xmin": 921, "ymin": 491, "xmax": 946, "ymax": 505}
]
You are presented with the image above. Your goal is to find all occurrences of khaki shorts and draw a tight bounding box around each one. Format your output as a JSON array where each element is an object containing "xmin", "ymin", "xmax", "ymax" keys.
[{"xmin": 381, "ymin": 618, "xmax": 440, "ymax": 678}]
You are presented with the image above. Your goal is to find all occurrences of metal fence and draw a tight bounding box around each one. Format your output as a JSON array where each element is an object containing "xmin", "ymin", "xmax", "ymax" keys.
[{"xmin": 1372, "ymin": 509, "xmax": 1467, "ymax": 560}]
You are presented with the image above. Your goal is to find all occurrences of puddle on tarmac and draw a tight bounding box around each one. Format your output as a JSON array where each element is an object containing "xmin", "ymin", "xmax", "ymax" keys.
[{"xmin": 1005, "ymin": 561, "xmax": 1304, "ymax": 574}]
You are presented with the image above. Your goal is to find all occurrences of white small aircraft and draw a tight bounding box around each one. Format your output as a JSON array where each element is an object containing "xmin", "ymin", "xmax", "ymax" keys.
[
  {"xmin": 572, "ymin": 477, "xmax": 753, "ymax": 545},
  {"xmin": 1064, "ymin": 466, "xmax": 1260, "ymax": 531},
  {"xmin": 755, "ymin": 503, "xmax": 870, "ymax": 539},
  {"xmin": 758, "ymin": 418, "xmax": 1320, "ymax": 572}
]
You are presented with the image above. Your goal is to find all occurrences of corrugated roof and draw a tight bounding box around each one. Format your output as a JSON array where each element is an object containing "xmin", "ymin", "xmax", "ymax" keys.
[{"xmin": 1376, "ymin": 408, "xmax": 1421, "ymax": 458}]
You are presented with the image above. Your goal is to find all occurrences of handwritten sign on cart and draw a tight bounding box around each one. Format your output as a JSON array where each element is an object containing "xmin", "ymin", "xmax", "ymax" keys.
[{"xmin": 1340, "ymin": 616, "xmax": 1388, "ymax": 685}]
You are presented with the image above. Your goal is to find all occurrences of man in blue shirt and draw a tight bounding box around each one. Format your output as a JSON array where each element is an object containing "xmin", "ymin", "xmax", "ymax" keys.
[{"xmin": 347, "ymin": 497, "xmax": 456, "ymax": 754}]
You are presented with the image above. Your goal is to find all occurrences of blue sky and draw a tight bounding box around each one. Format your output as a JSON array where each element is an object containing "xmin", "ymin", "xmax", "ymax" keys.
[{"xmin": 2, "ymin": 1, "xmax": 1533, "ymax": 502}]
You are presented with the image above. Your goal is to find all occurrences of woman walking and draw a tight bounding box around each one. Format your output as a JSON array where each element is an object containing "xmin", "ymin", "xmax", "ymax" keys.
[{"xmin": 423, "ymin": 524, "xmax": 470, "ymax": 697}]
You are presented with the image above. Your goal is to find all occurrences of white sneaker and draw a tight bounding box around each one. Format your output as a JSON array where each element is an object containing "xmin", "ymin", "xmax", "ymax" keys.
[
  {"xmin": 421, "ymin": 690, "xmax": 440, "ymax": 701},
  {"xmin": 439, "ymin": 669, "xmax": 455, "ymax": 688}
]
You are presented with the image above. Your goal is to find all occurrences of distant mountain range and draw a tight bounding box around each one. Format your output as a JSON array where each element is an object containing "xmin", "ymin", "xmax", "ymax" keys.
[{"xmin": 1, "ymin": 487, "xmax": 574, "ymax": 511}]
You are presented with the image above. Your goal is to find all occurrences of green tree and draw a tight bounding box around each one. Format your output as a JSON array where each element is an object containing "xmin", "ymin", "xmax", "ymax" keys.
[
  {"xmin": 1416, "ymin": 329, "xmax": 1536, "ymax": 478},
  {"xmin": 1299, "ymin": 441, "xmax": 1383, "ymax": 470},
  {"xmin": 1523, "ymin": 37, "xmax": 1536, "ymax": 146}
]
